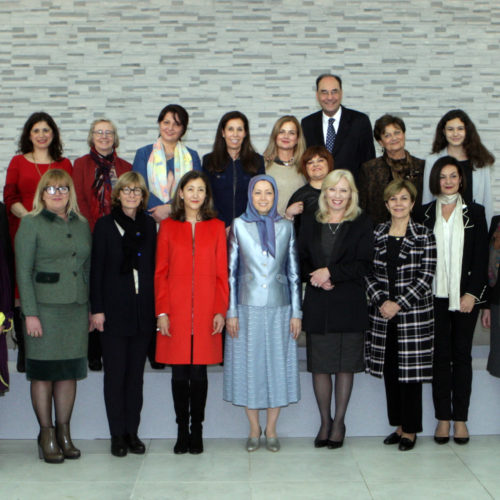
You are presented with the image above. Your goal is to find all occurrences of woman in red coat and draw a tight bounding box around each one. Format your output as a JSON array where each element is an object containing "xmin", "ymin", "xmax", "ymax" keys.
[{"xmin": 155, "ymin": 170, "xmax": 228, "ymax": 455}]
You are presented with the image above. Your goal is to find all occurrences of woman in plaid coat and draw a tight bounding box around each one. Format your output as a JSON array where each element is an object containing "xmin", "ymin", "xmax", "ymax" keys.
[{"xmin": 366, "ymin": 179, "xmax": 436, "ymax": 451}]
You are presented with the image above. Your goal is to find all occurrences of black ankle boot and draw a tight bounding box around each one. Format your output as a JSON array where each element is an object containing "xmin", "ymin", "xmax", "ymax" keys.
[
  {"xmin": 189, "ymin": 379, "xmax": 208, "ymax": 454},
  {"xmin": 172, "ymin": 379, "xmax": 190, "ymax": 454}
]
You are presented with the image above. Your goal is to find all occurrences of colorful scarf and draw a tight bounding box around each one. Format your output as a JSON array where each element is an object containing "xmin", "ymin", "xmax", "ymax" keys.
[
  {"xmin": 241, "ymin": 174, "xmax": 282, "ymax": 258},
  {"xmin": 90, "ymin": 147, "xmax": 116, "ymax": 223},
  {"xmin": 147, "ymin": 139, "xmax": 193, "ymax": 203}
]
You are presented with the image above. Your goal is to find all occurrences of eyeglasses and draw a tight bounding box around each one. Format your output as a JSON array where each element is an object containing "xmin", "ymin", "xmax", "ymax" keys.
[
  {"xmin": 93, "ymin": 130, "xmax": 115, "ymax": 136},
  {"xmin": 121, "ymin": 187, "xmax": 142, "ymax": 196},
  {"xmin": 44, "ymin": 186, "xmax": 69, "ymax": 195}
]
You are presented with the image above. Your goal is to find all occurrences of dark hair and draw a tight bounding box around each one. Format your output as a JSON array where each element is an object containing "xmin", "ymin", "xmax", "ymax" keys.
[
  {"xmin": 204, "ymin": 111, "xmax": 261, "ymax": 175},
  {"xmin": 301, "ymin": 145, "xmax": 334, "ymax": 181},
  {"xmin": 170, "ymin": 170, "xmax": 217, "ymax": 221},
  {"xmin": 17, "ymin": 112, "xmax": 64, "ymax": 161},
  {"xmin": 373, "ymin": 114, "xmax": 406, "ymax": 142},
  {"xmin": 428, "ymin": 155, "xmax": 466, "ymax": 196},
  {"xmin": 383, "ymin": 179, "xmax": 417, "ymax": 203},
  {"xmin": 315, "ymin": 74, "xmax": 342, "ymax": 90},
  {"xmin": 431, "ymin": 109, "xmax": 495, "ymax": 169},
  {"xmin": 157, "ymin": 104, "xmax": 189, "ymax": 138}
]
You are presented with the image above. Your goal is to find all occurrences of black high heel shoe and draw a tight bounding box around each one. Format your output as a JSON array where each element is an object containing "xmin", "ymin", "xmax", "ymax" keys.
[
  {"xmin": 314, "ymin": 419, "xmax": 332, "ymax": 448},
  {"xmin": 327, "ymin": 424, "xmax": 345, "ymax": 449}
]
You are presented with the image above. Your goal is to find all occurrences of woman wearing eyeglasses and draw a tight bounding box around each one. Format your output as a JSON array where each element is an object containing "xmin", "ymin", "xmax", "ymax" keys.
[
  {"xmin": 15, "ymin": 169, "xmax": 91, "ymax": 464},
  {"xmin": 3, "ymin": 112, "xmax": 72, "ymax": 374},
  {"xmin": 90, "ymin": 172, "xmax": 156, "ymax": 457},
  {"xmin": 73, "ymin": 119, "xmax": 131, "ymax": 371}
]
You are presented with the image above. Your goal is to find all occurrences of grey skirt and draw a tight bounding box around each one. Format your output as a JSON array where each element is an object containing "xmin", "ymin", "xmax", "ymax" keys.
[{"xmin": 306, "ymin": 331, "xmax": 365, "ymax": 374}]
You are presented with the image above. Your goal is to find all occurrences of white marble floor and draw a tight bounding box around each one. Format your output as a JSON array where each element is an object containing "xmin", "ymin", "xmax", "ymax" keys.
[{"xmin": 1, "ymin": 435, "xmax": 500, "ymax": 499}]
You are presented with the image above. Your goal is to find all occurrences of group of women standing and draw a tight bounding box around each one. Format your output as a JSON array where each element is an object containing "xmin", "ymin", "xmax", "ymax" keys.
[{"xmin": 0, "ymin": 104, "xmax": 497, "ymax": 463}]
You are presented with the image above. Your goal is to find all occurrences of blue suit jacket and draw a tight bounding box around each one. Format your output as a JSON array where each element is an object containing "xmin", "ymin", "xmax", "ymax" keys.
[{"xmin": 227, "ymin": 217, "xmax": 302, "ymax": 319}]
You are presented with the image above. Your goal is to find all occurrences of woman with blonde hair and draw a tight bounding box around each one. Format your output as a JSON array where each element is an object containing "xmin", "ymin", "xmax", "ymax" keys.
[
  {"xmin": 299, "ymin": 169, "xmax": 373, "ymax": 449},
  {"xmin": 263, "ymin": 115, "xmax": 306, "ymax": 216},
  {"xmin": 90, "ymin": 171, "xmax": 156, "ymax": 457},
  {"xmin": 16, "ymin": 169, "xmax": 91, "ymax": 463}
]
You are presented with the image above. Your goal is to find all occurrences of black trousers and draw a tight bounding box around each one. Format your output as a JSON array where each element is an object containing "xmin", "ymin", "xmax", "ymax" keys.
[
  {"xmin": 101, "ymin": 332, "xmax": 151, "ymax": 437},
  {"xmin": 383, "ymin": 323, "xmax": 422, "ymax": 433},
  {"xmin": 432, "ymin": 297, "xmax": 479, "ymax": 421}
]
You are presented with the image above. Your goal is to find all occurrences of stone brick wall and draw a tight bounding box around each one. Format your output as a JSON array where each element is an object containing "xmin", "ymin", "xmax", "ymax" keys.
[{"xmin": 1, "ymin": 0, "xmax": 499, "ymax": 208}]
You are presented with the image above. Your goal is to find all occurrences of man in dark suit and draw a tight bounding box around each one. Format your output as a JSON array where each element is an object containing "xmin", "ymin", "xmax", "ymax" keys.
[{"xmin": 301, "ymin": 74, "xmax": 375, "ymax": 178}]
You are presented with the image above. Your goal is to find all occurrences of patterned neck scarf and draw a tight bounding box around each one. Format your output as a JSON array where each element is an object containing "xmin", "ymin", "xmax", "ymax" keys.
[
  {"xmin": 147, "ymin": 139, "xmax": 193, "ymax": 203},
  {"xmin": 90, "ymin": 146, "xmax": 116, "ymax": 223}
]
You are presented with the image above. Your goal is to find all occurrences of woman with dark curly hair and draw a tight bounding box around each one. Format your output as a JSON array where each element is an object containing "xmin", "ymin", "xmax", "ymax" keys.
[
  {"xmin": 3, "ymin": 112, "xmax": 72, "ymax": 373},
  {"xmin": 422, "ymin": 109, "xmax": 495, "ymax": 226},
  {"xmin": 202, "ymin": 111, "xmax": 265, "ymax": 229}
]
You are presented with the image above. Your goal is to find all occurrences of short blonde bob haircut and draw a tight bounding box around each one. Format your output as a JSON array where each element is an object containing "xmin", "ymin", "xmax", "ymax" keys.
[
  {"xmin": 87, "ymin": 118, "xmax": 119, "ymax": 149},
  {"xmin": 383, "ymin": 179, "xmax": 417, "ymax": 203},
  {"xmin": 316, "ymin": 169, "xmax": 361, "ymax": 223},
  {"xmin": 111, "ymin": 171, "xmax": 149, "ymax": 211},
  {"xmin": 32, "ymin": 169, "xmax": 82, "ymax": 218},
  {"xmin": 262, "ymin": 115, "xmax": 306, "ymax": 172}
]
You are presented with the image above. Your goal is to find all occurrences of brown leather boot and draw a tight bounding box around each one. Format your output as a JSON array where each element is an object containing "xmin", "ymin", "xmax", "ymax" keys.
[
  {"xmin": 38, "ymin": 426, "xmax": 64, "ymax": 464},
  {"xmin": 56, "ymin": 422, "xmax": 81, "ymax": 459}
]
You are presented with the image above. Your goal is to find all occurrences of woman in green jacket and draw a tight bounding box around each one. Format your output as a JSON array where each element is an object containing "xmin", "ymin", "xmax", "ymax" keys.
[{"xmin": 16, "ymin": 169, "xmax": 91, "ymax": 464}]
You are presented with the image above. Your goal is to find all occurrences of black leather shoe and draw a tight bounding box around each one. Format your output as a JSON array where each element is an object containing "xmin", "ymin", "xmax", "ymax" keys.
[
  {"xmin": 125, "ymin": 434, "xmax": 146, "ymax": 454},
  {"xmin": 453, "ymin": 436, "xmax": 470, "ymax": 445},
  {"xmin": 434, "ymin": 435, "xmax": 450, "ymax": 444},
  {"xmin": 383, "ymin": 432, "xmax": 401, "ymax": 445},
  {"xmin": 327, "ymin": 424, "xmax": 345, "ymax": 449},
  {"xmin": 111, "ymin": 436, "xmax": 127, "ymax": 457},
  {"xmin": 398, "ymin": 436, "xmax": 416, "ymax": 451},
  {"xmin": 314, "ymin": 437, "xmax": 328, "ymax": 448}
]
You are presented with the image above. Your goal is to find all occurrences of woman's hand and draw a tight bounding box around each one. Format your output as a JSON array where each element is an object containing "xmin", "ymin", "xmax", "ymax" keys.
[
  {"xmin": 226, "ymin": 317, "xmax": 239, "ymax": 338},
  {"xmin": 149, "ymin": 203, "xmax": 172, "ymax": 223},
  {"xmin": 309, "ymin": 267, "xmax": 331, "ymax": 287},
  {"xmin": 460, "ymin": 294, "xmax": 476, "ymax": 314},
  {"xmin": 91, "ymin": 313, "xmax": 105, "ymax": 332},
  {"xmin": 320, "ymin": 279, "xmax": 335, "ymax": 291},
  {"xmin": 482, "ymin": 309, "xmax": 491, "ymax": 329},
  {"xmin": 290, "ymin": 317, "xmax": 302, "ymax": 339},
  {"xmin": 25, "ymin": 315, "xmax": 43, "ymax": 338},
  {"xmin": 285, "ymin": 201, "xmax": 303, "ymax": 220},
  {"xmin": 157, "ymin": 315, "xmax": 171, "ymax": 336},
  {"xmin": 212, "ymin": 313, "xmax": 225, "ymax": 335},
  {"xmin": 10, "ymin": 202, "xmax": 29, "ymax": 219},
  {"xmin": 379, "ymin": 300, "xmax": 401, "ymax": 320}
]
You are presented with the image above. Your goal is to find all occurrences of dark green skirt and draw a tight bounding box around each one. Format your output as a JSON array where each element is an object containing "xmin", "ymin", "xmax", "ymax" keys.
[{"xmin": 26, "ymin": 357, "xmax": 87, "ymax": 381}]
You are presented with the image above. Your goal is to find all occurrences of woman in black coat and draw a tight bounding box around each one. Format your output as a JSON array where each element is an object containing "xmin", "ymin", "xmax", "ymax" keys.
[
  {"xmin": 415, "ymin": 156, "xmax": 488, "ymax": 445},
  {"xmin": 90, "ymin": 171, "xmax": 157, "ymax": 457},
  {"xmin": 299, "ymin": 169, "xmax": 373, "ymax": 449}
]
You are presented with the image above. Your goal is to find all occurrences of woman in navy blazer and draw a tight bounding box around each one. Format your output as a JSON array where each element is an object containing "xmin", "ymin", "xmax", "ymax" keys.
[
  {"xmin": 415, "ymin": 156, "xmax": 488, "ymax": 445},
  {"xmin": 90, "ymin": 171, "xmax": 156, "ymax": 458}
]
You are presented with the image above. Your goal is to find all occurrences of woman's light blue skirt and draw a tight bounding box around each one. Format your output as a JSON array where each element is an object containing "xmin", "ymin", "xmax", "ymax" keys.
[{"xmin": 223, "ymin": 304, "xmax": 300, "ymax": 409}]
